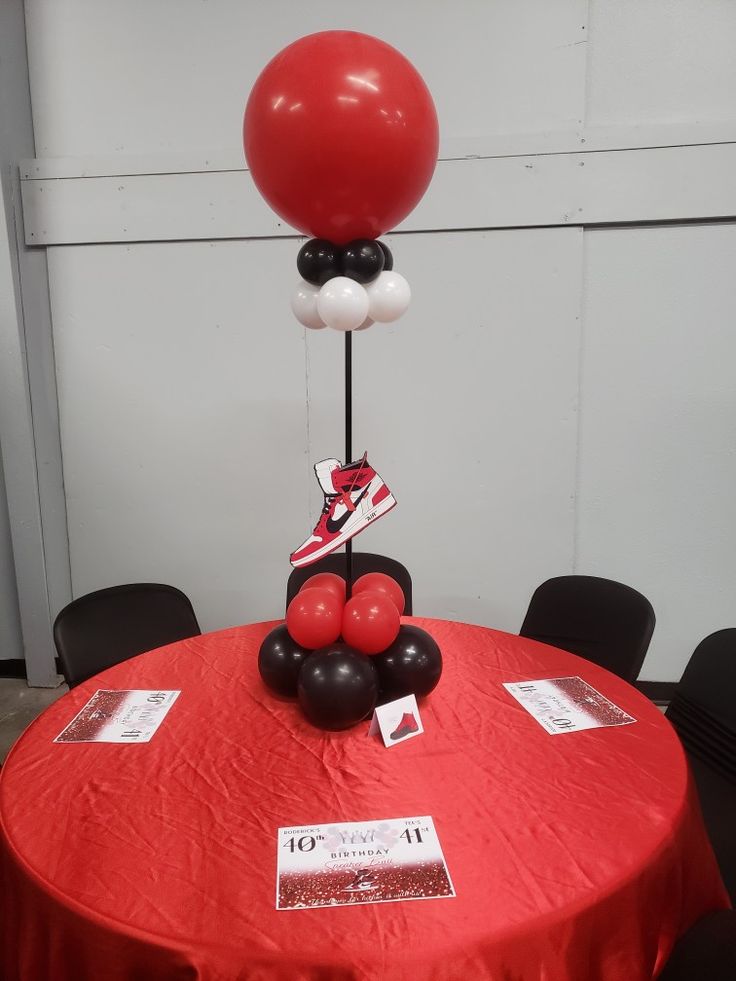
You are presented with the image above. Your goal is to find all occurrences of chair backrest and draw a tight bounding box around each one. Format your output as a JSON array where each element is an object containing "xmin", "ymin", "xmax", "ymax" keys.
[
  {"xmin": 53, "ymin": 583, "xmax": 201, "ymax": 688},
  {"xmin": 658, "ymin": 910, "xmax": 736, "ymax": 981},
  {"xmin": 665, "ymin": 629, "xmax": 736, "ymax": 782},
  {"xmin": 286, "ymin": 553, "xmax": 413, "ymax": 615},
  {"xmin": 519, "ymin": 575, "xmax": 655, "ymax": 682}
]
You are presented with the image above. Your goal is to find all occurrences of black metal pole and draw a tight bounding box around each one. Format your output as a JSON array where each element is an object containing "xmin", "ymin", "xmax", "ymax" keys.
[{"xmin": 345, "ymin": 331, "xmax": 353, "ymax": 598}]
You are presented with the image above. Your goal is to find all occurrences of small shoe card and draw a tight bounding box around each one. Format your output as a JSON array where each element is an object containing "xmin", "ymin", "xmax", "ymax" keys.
[
  {"xmin": 503, "ymin": 676, "xmax": 636, "ymax": 735},
  {"xmin": 54, "ymin": 690, "xmax": 180, "ymax": 743},
  {"xmin": 368, "ymin": 694, "xmax": 423, "ymax": 746}
]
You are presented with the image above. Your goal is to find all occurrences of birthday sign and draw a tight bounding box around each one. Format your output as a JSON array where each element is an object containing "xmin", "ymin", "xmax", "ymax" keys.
[
  {"xmin": 276, "ymin": 816, "xmax": 454, "ymax": 910},
  {"xmin": 503, "ymin": 677, "xmax": 636, "ymax": 735},
  {"xmin": 54, "ymin": 690, "xmax": 180, "ymax": 743}
]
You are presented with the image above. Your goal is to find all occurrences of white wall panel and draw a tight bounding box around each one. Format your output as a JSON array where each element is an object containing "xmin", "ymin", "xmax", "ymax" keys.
[
  {"xmin": 0, "ymin": 0, "xmax": 67, "ymax": 681},
  {"xmin": 578, "ymin": 224, "xmax": 736, "ymax": 680},
  {"xmin": 48, "ymin": 240, "xmax": 310, "ymax": 629},
  {"xmin": 24, "ymin": 0, "xmax": 587, "ymax": 156},
  {"xmin": 21, "ymin": 0, "xmax": 736, "ymax": 681},
  {"xmin": 306, "ymin": 227, "xmax": 583, "ymax": 629},
  {"xmin": 49, "ymin": 228, "xmax": 582, "ymax": 634},
  {"xmin": 587, "ymin": 0, "xmax": 736, "ymax": 126}
]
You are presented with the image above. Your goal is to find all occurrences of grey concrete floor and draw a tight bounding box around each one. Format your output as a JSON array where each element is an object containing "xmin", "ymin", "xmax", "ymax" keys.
[{"xmin": 0, "ymin": 678, "xmax": 69, "ymax": 763}]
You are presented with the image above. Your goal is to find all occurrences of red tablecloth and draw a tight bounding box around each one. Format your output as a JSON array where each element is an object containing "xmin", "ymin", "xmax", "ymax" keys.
[{"xmin": 0, "ymin": 618, "xmax": 728, "ymax": 980}]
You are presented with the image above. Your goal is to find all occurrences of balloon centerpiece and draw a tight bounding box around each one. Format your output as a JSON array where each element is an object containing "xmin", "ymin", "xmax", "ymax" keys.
[
  {"xmin": 243, "ymin": 30, "xmax": 438, "ymax": 332},
  {"xmin": 259, "ymin": 573, "xmax": 442, "ymax": 731},
  {"xmin": 246, "ymin": 32, "xmax": 443, "ymax": 730}
]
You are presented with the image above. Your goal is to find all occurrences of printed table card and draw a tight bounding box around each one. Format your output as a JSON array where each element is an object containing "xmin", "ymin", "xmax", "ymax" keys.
[
  {"xmin": 54, "ymin": 690, "xmax": 180, "ymax": 743},
  {"xmin": 276, "ymin": 816, "xmax": 455, "ymax": 910},
  {"xmin": 503, "ymin": 676, "xmax": 636, "ymax": 735},
  {"xmin": 368, "ymin": 694, "xmax": 423, "ymax": 747}
]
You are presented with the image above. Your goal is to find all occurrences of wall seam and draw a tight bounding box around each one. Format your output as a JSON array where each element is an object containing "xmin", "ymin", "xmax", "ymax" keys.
[{"xmin": 572, "ymin": 0, "xmax": 592, "ymax": 574}]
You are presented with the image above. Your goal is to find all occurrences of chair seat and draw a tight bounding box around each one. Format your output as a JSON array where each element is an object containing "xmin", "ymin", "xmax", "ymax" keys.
[
  {"xmin": 54, "ymin": 583, "xmax": 201, "ymax": 688},
  {"xmin": 519, "ymin": 575, "xmax": 655, "ymax": 682}
]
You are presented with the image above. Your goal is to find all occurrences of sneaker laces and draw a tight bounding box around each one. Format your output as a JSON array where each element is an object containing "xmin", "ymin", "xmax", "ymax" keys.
[
  {"xmin": 315, "ymin": 489, "xmax": 356, "ymax": 529},
  {"xmin": 312, "ymin": 494, "xmax": 335, "ymax": 531},
  {"xmin": 313, "ymin": 490, "xmax": 352, "ymax": 532},
  {"xmin": 339, "ymin": 452, "xmax": 368, "ymax": 502}
]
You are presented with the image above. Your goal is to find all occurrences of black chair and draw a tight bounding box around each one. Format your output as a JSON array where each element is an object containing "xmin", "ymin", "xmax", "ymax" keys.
[
  {"xmin": 286, "ymin": 553, "xmax": 412, "ymax": 615},
  {"xmin": 53, "ymin": 583, "xmax": 201, "ymax": 688},
  {"xmin": 666, "ymin": 629, "xmax": 736, "ymax": 901},
  {"xmin": 519, "ymin": 575, "xmax": 655, "ymax": 682},
  {"xmin": 658, "ymin": 910, "xmax": 736, "ymax": 980}
]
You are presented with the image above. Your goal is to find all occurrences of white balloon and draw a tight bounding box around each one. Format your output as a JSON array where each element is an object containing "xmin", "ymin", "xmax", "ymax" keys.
[
  {"xmin": 317, "ymin": 277, "xmax": 369, "ymax": 332},
  {"xmin": 355, "ymin": 316, "xmax": 374, "ymax": 331},
  {"xmin": 366, "ymin": 271, "xmax": 411, "ymax": 323},
  {"xmin": 290, "ymin": 280, "xmax": 325, "ymax": 330}
]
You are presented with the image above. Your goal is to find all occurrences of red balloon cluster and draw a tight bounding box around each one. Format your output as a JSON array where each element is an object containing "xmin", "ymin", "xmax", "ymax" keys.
[
  {"xmin": 244, "ymin": 31, "xmax": 439, "ymax": 243},
  {"xmin": 286, "ymin": 572, "xmax": 403, "ymax": 655},
  {"xmin": 259, "ymin": 573, "xmax": 442, "ymax": 730}
]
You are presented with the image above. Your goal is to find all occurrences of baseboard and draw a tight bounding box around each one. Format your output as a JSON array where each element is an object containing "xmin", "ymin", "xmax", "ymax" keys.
[{"xmin": 0, "ymin": 658, "xmax": 64, "ymax": 679}]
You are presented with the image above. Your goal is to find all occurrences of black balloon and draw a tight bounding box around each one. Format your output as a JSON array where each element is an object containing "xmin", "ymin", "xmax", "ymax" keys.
[
  {"xmin": 297, "ymin": 239, "xmax": 342, "ymax": 286},
  {"xmin": 258, "ymin": 624, "xmax": 312, "ymax": 698},
  {"xmin": 373, "ymin": 626, "xmax": 442, "ymax": 702},
  {"xmin": 341, "ymin": 239, "xmax": 385, "ymax": 284},
  {"xmin": 298, "ymin": 643, "xmax": 378, "ymax": 730},
  {"xmin": 376, "ymin": 240, "xmax": 394, "ymax": 272}
]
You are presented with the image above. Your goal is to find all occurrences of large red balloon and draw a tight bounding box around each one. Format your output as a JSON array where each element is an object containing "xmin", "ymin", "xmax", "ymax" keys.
[
  {"xmin": 352, "ymin": 572, "xmax": 405, "ymax": 615},
  {"xmin": 244, "ymin": 31, "xmax": 439, "ymax": 244},
  {"xmin": 341, "ymin": 591, "xmax": 401, "ymax": 656},
  {"xmin": 286, "ymin": 587, "xmax": 342, "ymax": 650}
]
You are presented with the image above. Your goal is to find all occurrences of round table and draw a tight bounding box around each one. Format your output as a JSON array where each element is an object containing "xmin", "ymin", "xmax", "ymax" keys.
[{"xmin": 0, "ymin": 618, "xmax": 728, "ymax": 980}]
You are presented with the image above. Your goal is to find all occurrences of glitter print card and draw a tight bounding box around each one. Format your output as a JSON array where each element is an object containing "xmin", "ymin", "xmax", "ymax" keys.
[
  {"xmin": 54, "ymin": 690, "xmax": 181, "ymax": 743},
  {"xmin": 503, "ymin": 677, "xmax": 636, "ymax": 735},
  {"xmin": 276, "ymin": 816, "xmax": 455, "ymax": 910}
]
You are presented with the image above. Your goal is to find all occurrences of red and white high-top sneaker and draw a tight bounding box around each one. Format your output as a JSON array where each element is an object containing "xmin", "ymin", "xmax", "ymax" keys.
[{"xmin": 289, "ymin": 453, "xmax": 397, "ymax": 568}]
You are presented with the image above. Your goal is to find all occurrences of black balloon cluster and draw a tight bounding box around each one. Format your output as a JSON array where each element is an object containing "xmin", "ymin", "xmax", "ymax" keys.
[
  {"xmin": 258, "ymin": 623, "xmax": 442, "ymax": 732},
  {"xmin": 297, "ymin": 238, "xmax": 393, "ymax": 287}
]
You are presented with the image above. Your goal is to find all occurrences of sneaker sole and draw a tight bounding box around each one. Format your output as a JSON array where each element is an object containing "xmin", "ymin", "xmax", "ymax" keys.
[{"xmin": 290, "ymin": 493, "xmax": 397, "ymax": 568}]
